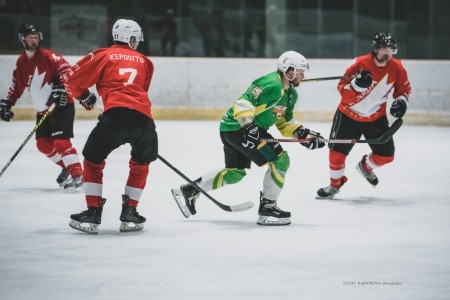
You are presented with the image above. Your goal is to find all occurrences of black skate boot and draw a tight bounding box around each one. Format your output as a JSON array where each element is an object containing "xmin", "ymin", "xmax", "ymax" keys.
[
  {"xmin": 69, "ymin": 198, "xmax": 106, "ymax": 235},
  {"xmin": 56, "ymin": 168, "xmax": 70, "ymax": 187},
  {"xmin": 356, "ymin": 155, "xmax": 378, "ymax": 186},
  {"xmin": 171, "ymin": 178, "xmax": 201, "ymax": 218},
  {"xmin": 64, "ymin": 175, "xmax": 84, "ymax": 192},
  {"xmin": 180, "ymin": 183, "xmax": 200, "ymax": 215},
  {"xmin": 119, "ymin": 195, "xmax": 146, "ymax": 232},
  {"xmin": 316, "ymin": 176, "xmax": 348, "ymax": 199},
  {"xmin": 257, "ymin": 192, "xmax": 291, "ymax": 226}
]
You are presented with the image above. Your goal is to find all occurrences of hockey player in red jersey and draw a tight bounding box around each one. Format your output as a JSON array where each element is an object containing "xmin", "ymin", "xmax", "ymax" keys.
[
  {"xmin": 0, "ymin": 24, "xmax": 83, "ymax": 189},
  {"xmin": 316, "ymin": 32, "xmax": 411, "ymax": 199},
  {"xmin": 65, "ymin": 19, "xmax": 158, "ymax": 234}
]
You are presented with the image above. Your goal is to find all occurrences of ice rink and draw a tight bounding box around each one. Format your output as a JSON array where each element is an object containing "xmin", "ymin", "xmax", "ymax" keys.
[{"xmin": 0, "ymin": 119, "xmax": 449, "ymax": 300}]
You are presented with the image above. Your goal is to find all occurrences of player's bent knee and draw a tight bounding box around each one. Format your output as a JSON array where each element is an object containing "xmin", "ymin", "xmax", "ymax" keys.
[
  {"xmin": 371, "ymin": 154, "xmax": 394, "ymax": 166},
  {"xmin": 223, "ymin": 169, "xmax": 247, "ymax": 184},
  {"xmin": 273, "ymin": 151, "xmax": 290, "ymax": 173},
  {"xmin": 53, "ymin": 138, "xmax": 73, "ymax": 153},
  {"xmin": 36, "ymin": 137, "xmax": 53, "ymax": 154},
  {"xmin": 82, "ymin": 144, "xmax": 107, "ymax": 165}
]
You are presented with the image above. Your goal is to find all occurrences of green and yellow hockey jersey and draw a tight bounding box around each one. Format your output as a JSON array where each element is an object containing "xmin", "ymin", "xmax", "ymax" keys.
[{"xmin": 219, "ymin": 71, "xmax": 302, "ymax": 137}]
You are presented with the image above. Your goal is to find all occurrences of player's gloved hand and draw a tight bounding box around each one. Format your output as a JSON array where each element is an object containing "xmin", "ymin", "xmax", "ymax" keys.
[
  {"xmin": 241, "ymin": 122, "xmax": 260, "ymax": 149},
  {"xmin": 390, "ymin": 98, "xmax": 407, "ymax": 118},
  {"xmin": 50, "ymin": 83, "xmax": 68, "ymax": 107},
  {"xmin": 79, "ymin": 90, "xmax": 97, "ymax": 111},
  {"xmin": 352, "ymin": 69, "xmax": 372, "ymax": 90},
  {"xmin": 0, "ymin": 99, "xmax": 14, "ymax": 122},
  {"xmin": 294, "ymin": 126, "xmax": 325, "ymax": 150}
]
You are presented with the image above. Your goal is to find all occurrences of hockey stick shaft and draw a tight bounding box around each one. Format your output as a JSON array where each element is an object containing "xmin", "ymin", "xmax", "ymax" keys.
[
  {"xmin": 262, "ymin": 118, "xmax": 403, "ymax": 145},
  {"xmin": 0, "ymin": 104, "xmax": 56, "ymax": 178},
  {"xmin": 301, "ymin": 75, "xmax": 356, "ymax": 83},
  {"xmin": 157, "ymin": 155, "xmax": 253, "ymax": 212}
]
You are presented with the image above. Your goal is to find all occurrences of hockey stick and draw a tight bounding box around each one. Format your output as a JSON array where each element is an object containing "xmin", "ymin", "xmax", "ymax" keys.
[
  {"xmin": 91, "ymin": 106, "xmax": 253, "ymax": 213},
  {"xmin": 157, "ymin": 154, "xmax": 254, "ymax": 212},
  {"xmin": 301, "ymin": 75, "xmax": 356, "ymax": 83},
  {"xmin": 0, "ymin": 103, "xmax": 56, "ymax": 178},
  {"xmin": 262, "ymin": 118, "xmax": 403, "ymax": 144}
]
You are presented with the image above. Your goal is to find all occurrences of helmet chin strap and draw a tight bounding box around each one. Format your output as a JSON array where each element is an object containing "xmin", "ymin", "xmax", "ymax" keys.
[{"xmin": 282, "ymin": 70, "xmax": 297, "ymax": 82}]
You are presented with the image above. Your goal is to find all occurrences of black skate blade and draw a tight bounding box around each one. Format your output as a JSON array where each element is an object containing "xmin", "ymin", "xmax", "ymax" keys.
[
  {"xmin": 119, "ymin": 222, "xmax": 144, "ymax": 232},
  {"xmin": 58, "ymin": 176, "xmax": 72, "ymax": 188},
  {"xmin": 63, "ymin": 182, "xmax": 84, "ymax": 193},
  {"xmin": 171, "ymin": 189, "xmax": 191, "ymax": 218},
  {"xmin": 355, "ymin": 164, "xmax": 378, "ymax": 188},
  {"xmin": 256, "ymin": 216, "xmax": 291, "ymax": 226},
  {"xmin": 69, "ymin": 220, "xmax": 99, "ymax": 235},
  {"xmin": 315, "ymin": 195, "xmax": 337, "ymax": 200}
]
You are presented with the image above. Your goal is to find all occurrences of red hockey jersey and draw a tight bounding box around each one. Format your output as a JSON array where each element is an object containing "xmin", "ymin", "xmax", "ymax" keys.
[
  {"xmin": 64, "ymin": 45, "xmax": 154, "ymax": 118},
  {"xmin": 337, "ymin": 53, "xmax": 411, "ymax": 122},
  {"xmin": 6, "ymin": 48, "xmax": 73, "ymax": 112}
]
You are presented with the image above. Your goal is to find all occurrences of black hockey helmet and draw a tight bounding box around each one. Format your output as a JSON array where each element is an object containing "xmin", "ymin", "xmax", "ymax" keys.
[
  {"xmin": 18, "ymin": 24, "xmax": 43, "ymax": 42},
  {"xmin": 372, "ymin": 32, "xmax": 397, "ymax": 54}
]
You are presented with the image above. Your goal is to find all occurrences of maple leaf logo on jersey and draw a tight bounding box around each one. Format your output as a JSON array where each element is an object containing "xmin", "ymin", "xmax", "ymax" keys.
[
  {"xmin": 52, "ymin": 53, "xmax": 61, "ymax": 62},
  {"xmin": 350, "ymin": 74, "xmax": 394, "ymax": 117},
  {"xmin": 29, "ymin": 67, "xmax": 52, "ymax": 112}
]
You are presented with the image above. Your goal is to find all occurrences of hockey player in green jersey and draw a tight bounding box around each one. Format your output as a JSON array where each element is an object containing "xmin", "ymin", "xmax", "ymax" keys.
[{"xmin": 173, "ymin": 51, "xmax": 325, "ymax": 225}]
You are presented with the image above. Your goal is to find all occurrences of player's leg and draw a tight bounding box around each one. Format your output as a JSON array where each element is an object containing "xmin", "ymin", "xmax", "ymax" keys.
[
  {"xmin": 50, "ymin": 104, "xmax": 83, "ymax": 189},
  {"xmin": 317, "ymin": 111, "xmax": 359, "ymax": 199},
  {"xmin": 357, "ymin": 117, "xmax": 395, "ymax": 186},
  {"xmin": 223, "ymin": 129, "xmax": 291, "ymax": 225},
  {"xmin": 70, "ymin": 112, "xmax": 124, "ymax": 234},
  {"xmin": 120, "ymin": 117, "xmax": 158, "ymax": 232},
  {"xmin": 257, "ymin": 150, "xmax": 291, "ymax": 225},
  {"xmin": 35, "ymin": 112, "xmax": 68, "ymax": 186},
  {"xmin": 175, "ymin": 131, "xmax": 251, "ymax": 216}
]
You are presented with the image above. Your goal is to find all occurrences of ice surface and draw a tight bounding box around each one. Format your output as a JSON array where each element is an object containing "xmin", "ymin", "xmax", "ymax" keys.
[{"xmin": 0, "ymin": 120, "xmax": 449, "ymax": 300}]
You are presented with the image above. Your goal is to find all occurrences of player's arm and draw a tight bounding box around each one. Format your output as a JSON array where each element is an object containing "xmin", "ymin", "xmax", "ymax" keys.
[
  {"xmin": 390, "ymin": 62, "xmax": 412, "ymax": 118},
  {"xmin": 233, "ymin": 83, "xmax": 264, "ymax": 127},
  {"xmin": 64, "ymin": 51, "xmax": 104, "ymax": 110},
  {"xmin": 338, "ymin": 59, "xmax": 372, "ymax": 104},
  {"xmin": 5, "ymin": 62, "xmax": 27, "ymax": 106},
  {"xmin": 64, "ymin": 50, "xmax": 104, "ymax": 99},
  {"xmin": 275, "ymin": 89, "xmax": 301, "ymax": 137},
  {"xmin": 1, "ymin": 62, "xmax": 27, "ymax": 121},
  {"xmin": 48, "ymin": 52, "xmax": 73, "ymax": 107},
  {"xmin": 143, "ymin": 57, "xmax": 154, "ymax": 90}
]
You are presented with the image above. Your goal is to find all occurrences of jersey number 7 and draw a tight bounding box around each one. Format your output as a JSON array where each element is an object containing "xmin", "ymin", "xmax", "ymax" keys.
[{"xmin": 119, "ymin": 68, "xmax": 137, "ymax": 85}]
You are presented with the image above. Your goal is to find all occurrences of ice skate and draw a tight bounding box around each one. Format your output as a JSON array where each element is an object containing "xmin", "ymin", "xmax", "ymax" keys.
[
  {"xmin": 257, "ymin": 192, "xmax": 291, "ymax": 226},
  {"xmin": 64, "ymin": 175, "xmax": 84, "ymax": 192},
  {"xmin": 171, "ymin": 179, "xmax": 200, "ymax": 218},
  {"xmin": 316, "ymin": 176, "xmax": 348, "ymax": 199},
  {"xmin": 69, "ymin": 198, "xmax": 106, "ymax": 235},
  {"xmin": 56, "ymin": 168, "xmax": 70, "ymax": 187},
  {"xmin": 356, "ymin": 155, "xmax": 378, "ymax": 186},
  {"xmin": 119, "ymin": 195, "xmax": 146, "ymax": 232}
]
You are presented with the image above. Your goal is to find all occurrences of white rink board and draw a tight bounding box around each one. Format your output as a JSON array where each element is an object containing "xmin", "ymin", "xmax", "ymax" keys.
[{"xmin": 1, "ymin": 55, "xmax": 449, "ymax": 116}]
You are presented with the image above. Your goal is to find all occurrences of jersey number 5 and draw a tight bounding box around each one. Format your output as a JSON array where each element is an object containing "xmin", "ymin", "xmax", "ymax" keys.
[{"xmin": 119, "ymin": 68, "xmax": 137, "ymax": 85}]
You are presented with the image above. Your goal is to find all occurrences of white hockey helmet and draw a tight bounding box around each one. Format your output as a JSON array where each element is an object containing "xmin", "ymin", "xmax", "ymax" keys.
[
  {"xmin": 112, "ymin": 19, "xmax": 144, "ymax": 49},
  {"xmin": 277, "ymin": 51, "xmax": 309, "ymax": 79}
]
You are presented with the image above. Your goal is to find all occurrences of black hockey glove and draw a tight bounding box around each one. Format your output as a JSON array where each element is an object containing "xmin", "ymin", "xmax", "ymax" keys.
[
  {"xmin": 353, "ymin": 70, "xmax": 372, "ymax": 89},
  {"xmin": 390, "ymin": 98, "xmax": 407, "ymax": 118},
  {"xmin": 79, "ymin": 90, "xmax": 97, "ymax": 111},
  {"xmin": 0, "ymin": 99, "xmax": 14, "ymax": 122},
  {"xmin": 294, "ymin": 126, "xmax": 325, "ymax": 150},
  {"xmin": 50, "ymin": 83, "xmax": 68, "ymax": 107},
  {"xmin": 241, "ymin": 122, "xmax": 260, "ymax": 149}
]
